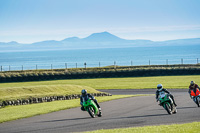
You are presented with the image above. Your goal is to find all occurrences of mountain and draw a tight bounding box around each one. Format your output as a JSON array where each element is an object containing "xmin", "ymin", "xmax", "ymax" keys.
[
  {"xmin": 158, "ymin": 38, "xmax": 200, "ymax": 45},
  {"xmin": 0, "ymin": 41, "xmax": 20, "ymax": 45},
  {"xmin": 32, "ymin": 40, "xmax": 61, "ymax": 46},
  {"xmin": 82, "ymin": 31, "xmax": 125, "ymax": 42},
  {"xmin": 61, "ymin": 37, "xmax": 81, "ymax": 42},
  {"xmin": 0, "ymin": 31, "xmax": 199, "ymax": 52}
]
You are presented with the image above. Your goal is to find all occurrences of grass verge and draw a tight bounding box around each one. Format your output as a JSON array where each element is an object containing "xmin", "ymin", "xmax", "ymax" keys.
[
  {"xmin": 84, "ymin": 122, "xmax": 200, "ymax": 133},
  {"xmin": 0, "ymin": 95, "xmax": 140, "ymax": 123},
  {"xmin": 0, "ymin": 75, "xmax": 199, "ymax": 90},
  {"xmin": 0, "ymin": 85, "xmax": 99, "ymax": 101}
]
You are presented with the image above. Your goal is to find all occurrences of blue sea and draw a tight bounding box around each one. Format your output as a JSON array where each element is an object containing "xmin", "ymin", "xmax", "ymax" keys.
[{"xmin": 0, "ymin": 45, "xmax": 200, "ymax": 71}]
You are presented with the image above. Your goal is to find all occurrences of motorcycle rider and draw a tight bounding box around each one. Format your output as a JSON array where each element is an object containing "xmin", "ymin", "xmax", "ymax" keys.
[
  {"xmin": 188, "ymin": 81, "xmax": 200, "ymax": 98},
  {"xmin": 156, "ymin": 84, "xmax": 177, "ymax": 106},
  {"xmin": 80, "ymin": 89, "xmax": 101, "ymax": 112}
]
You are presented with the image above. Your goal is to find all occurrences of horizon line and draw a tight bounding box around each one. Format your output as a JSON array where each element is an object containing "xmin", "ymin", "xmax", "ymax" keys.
[{"xmin": 0, "ymin": 31, "xmax": 200, "ymax": 44}]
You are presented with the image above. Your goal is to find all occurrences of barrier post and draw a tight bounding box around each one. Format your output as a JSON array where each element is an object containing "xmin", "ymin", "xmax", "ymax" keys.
[
  {"xmin": 65, "ymin": 63, "xmax": 67, "ymax": 69},
  {"xmin": 84, "ymin": 62, "xmax": 87, "ymax": 69}
]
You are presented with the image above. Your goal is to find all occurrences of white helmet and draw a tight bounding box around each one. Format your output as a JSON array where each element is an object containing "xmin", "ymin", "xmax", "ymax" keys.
[{"xmin": 157, "ymin": 84, "xmax": 163, "ymax": 91}]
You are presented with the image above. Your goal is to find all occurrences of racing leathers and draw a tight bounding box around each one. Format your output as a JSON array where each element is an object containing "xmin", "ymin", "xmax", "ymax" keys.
[
  {"xmin": 80, "ymin": 93, "xmax": 101, "ymax": 111},
  {"xmin": 188, "ymin": 84, "xmax": 200, "ymax": 98}
]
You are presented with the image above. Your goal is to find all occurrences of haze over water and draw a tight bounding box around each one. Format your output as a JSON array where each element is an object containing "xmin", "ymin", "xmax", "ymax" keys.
[{"xmin": 0, "ymin": 45, "xmax": 199, "ymax": 71}]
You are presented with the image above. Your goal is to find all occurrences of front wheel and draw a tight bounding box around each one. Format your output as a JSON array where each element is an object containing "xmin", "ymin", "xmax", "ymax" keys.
[
  {"xmin": 164, "ymin": 103, "xmax": 172, "ymax": 115},
  {"xmin": 88, "ymin": 106, "xmax": 95, "ymax": 118}
]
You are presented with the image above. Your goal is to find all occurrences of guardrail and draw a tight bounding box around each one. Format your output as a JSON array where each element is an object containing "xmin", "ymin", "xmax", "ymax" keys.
[
  {"xmin": 0, "ymin": 64, "xmax": 200, "ymax": 82},
  {"xmin": 0, "ymin": 58, "xmax": 199, "ymax": 71}
]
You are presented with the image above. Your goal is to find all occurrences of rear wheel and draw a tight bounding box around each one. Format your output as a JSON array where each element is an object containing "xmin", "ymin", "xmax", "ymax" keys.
[
  {"xmin": 98, "ymin": 110, "xmax": 102, "ymax": 117},
  {"xmin": 165, "ymin": 103, "xmax": 172, "ymax": 115},
  {"xmin": 173, "ymin": 105, "xmax": 177, "ymax": 114},
  {"xmin": 196, "ymin": 97, "xmax": 200, "ymax": 107},
  {"xmin": 88, "ymin": 106, "xmax": 95, "ymax": 118}
]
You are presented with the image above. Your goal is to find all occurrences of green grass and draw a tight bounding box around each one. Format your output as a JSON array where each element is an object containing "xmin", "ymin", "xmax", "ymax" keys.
[
  {"xmin": 84, "ymin": 122, "xmax": 200, "ymax": 133},
  {"xmin": 0, "ymin": 75, "xmax": 199, "ymax": 90},
  {"xmin": 0, "ymin": 85, "xmax": 99, "ymax": 101},
  {"xmin": 0, "ymin": 75, "xmax": 198, "ymax": 102},
  {"xmin": 0, "ymin": 95, "xmax": 138, "ymax": 123}
]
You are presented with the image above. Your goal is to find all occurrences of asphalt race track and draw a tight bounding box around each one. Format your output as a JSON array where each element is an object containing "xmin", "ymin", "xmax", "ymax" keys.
[{"xmin": 0, "ymin": 89, "xmax": 200, "ymax": 133}]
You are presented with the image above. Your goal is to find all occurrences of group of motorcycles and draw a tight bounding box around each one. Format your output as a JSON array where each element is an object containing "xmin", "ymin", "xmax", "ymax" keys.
[
  {"xmin": 158, "ymin": 88, "xmax": 200, "ymax": 115},
  {"xmin": 82, "ymin": 88, "xmax": 200, "ymax": 118}
]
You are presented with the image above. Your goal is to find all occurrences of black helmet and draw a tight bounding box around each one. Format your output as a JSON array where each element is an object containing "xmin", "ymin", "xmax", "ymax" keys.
[
  {"xmin": 81, "ymin": 89, "xmax": 87, "ymax": 96},
  {"xmin": 190, "ymin": 81, "xmax": 195, "ymax": 86}
]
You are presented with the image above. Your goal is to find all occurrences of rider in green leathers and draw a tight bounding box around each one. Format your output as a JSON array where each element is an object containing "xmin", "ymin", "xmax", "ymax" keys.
[{"xmin": 80, "ymin": 89, "xmax": 101, "ymax": 112}]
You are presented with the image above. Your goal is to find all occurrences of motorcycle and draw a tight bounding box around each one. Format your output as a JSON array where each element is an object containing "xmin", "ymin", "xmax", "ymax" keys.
[
  {"xmin": 190, "ymin": 88, "xmax": 200, "ymax": 107},
  {"xmin": 158, "ymin": 93, "xmax": 177, "ymax": 115},
  {"xmin": 82, "ymin": 97, "xmax": 102, "ymax": 118}
]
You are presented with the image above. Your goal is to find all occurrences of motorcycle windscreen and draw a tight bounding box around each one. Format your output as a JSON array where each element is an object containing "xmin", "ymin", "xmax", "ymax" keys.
[{"xmin": 159, "ymin": 91, "xmax": 166, "ymax": 99}]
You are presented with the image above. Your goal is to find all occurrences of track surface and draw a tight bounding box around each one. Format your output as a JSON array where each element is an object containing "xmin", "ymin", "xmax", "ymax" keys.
[{"xmin": 0, "ymin": 89, "xmax": 200, "ymax": 133}]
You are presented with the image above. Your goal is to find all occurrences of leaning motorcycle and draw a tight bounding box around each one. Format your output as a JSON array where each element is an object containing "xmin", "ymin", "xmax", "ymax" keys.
[
  {"xmin": 82, "ymin": 97, "xmax": 102, "ymax": 118},
  {"xmin": 190, "ymin": 88, "xmax": 200, "ymax": 107},
  {"xmin": 158, "ymin": 93, "xmax": 177, "ymax": 115}
]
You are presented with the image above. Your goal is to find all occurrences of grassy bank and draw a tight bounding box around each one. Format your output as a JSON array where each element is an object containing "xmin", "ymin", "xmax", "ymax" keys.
[
  {"xmin": 1, "ymin": 75, "xmax": 199, "ymax": 90},
  {"xmin": 0, "ymin": 95, "xmax": 138, "ymax": 123},
  {"xmin": 84, "ymin": 122, "xmax": 200, "ymax": 133},
  {"xmin": 0, "ymin": 85, "xmax": 99, "ymax": 101}
]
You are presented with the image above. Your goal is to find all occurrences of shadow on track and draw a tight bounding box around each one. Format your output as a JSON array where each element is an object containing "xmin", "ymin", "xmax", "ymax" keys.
[
  {"xmin": 39, "ymin": 117, "xmax": 91, "ymax": 123},
  {"xmin": 156, "ymin": 106, "xmax": 196, "ymax": 111},
  {"xmin": 109, "ymin": 113, "xmax": 168, "ymax": 120},
  {"xmin": 177, "ymin": 106, "xmax": 198, "ymax": 109}
]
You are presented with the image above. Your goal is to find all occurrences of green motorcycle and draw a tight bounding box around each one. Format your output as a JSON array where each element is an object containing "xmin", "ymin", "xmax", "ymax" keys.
[
  {"xmin": 158, "ymin": 93, "xmax": 177, "ymax": 115},
  {"xmin": 83, "ymin": 97, "xmax": 102, "ymax": 118}
]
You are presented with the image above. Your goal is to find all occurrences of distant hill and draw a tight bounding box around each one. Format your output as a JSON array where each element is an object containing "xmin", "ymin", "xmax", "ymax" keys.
[
  {"xmin": 0, "ymin": 41, "xmax": 20, "ymax": 46},
  {"xmin": 32, "ymin": 40, "xmax": 61, "ymax": 46},
  {"xmin": 61, "ymin": 37, "xmax": 81, "ymax": 42},
  {"xmin": 158, "ymin": 38, "xmax": 200, "ymax": 45},
  {"xmin": 0, "ymin": 31, "xmax": 199, "ymax": 52},
  {"xmin": 82, "ymin": 31, "xmax": 125, "ymax": 42}
]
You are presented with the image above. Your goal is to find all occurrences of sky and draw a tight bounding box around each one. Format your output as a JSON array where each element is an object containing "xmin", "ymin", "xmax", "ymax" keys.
[{"xmin": 0, "ymin": 0, "xmax": 200, "ymax": 43}]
